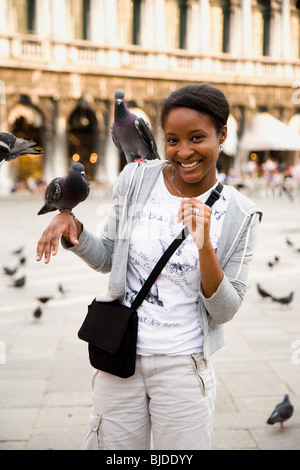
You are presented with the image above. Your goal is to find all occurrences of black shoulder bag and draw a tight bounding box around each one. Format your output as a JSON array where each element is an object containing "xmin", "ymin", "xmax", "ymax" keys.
[{"xmin": 78, "ymin": 183, "xmax": 223, "ymax": 378}]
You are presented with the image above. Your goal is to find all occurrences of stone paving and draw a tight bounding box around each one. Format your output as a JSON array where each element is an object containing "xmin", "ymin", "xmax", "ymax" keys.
[{"xmin": 0, "ymin": 188, "xmax": 299, "ymax": 450}]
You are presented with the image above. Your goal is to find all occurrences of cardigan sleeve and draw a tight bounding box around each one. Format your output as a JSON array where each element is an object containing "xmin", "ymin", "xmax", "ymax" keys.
[
  {"xmin": 61, "ymin": 163, "xmax": 137, "ymax": 272},
  {"xmin": 199, "ymin": 211, "xmax": 261, "ymax": 326}
]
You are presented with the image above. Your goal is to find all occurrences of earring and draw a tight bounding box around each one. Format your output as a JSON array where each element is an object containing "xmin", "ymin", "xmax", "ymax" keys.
[{"xmin": 219, "ymin": 142, "xmax": 223, "ymax": 152}]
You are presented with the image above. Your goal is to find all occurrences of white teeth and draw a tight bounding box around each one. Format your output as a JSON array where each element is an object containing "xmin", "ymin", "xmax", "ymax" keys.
[{"xmin": 180, "ymin": 161, "xmax": 199, "ymax": 168}]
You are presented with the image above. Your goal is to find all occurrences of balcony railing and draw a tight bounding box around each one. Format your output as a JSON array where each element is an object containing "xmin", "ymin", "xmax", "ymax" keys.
[{"xmin": 1, "ymin": 33, "xmax": 299, "ymax": 84}]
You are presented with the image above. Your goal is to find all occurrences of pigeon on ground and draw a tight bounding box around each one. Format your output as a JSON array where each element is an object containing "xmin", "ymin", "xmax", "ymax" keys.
[
  {"xmin": 37, "ymin": 162, "xmax": 90, "ymax": 215},
  {"xmin": 257, "ymin": 283, "xmax": 272, "ymax": 299},
  {"xmin": 267, "ymin": 394, "xmax": 294, "ymax": 429},
  {"xmin": 272, "ymin": 291, "xmax": 294, "ymax": 306},
  {"xmin": 11, "ymin": 275, "xmax": 26, "ymax": 288},
  {"xmin": 0, "ymin": 132, "xmax": 43, "ymax": 166},
  {"xmin": 37, "ymin": 296, "xmax": 53, "ymax": 304},
  {"xmin": 111, "ymin": 89, "xmax": 160, "ymax": 164},
  {"xmin": 58, "ymin": 283, "xmax": 67, "ymax": 295},
  {"xmin": 11, "ymin": 246, "xmax": 24, "ymax": 255},
  {"xmin": 3, "ymin": 266, "xmax": 18, "ymax": 276},
  {"xmin": 33, "ymin": 306, "xmax": 42, "ymax": 320}
]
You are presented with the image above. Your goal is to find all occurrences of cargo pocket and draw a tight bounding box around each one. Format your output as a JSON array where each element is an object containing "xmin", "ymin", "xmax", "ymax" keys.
[{"xmin": 81, "ymin": 407, "xmax": 102, "ymax": 450}]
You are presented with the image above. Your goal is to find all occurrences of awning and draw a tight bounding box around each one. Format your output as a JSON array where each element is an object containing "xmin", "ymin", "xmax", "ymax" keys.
[{"xmin": 240, "ymin": 112, "xmax": 300, "ymax": 151}]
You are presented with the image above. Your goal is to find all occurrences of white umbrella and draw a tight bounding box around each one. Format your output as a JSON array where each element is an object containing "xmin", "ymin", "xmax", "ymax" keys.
[{"xmin": 240, "ymin": 112, "xmax": 300, "ymax": 151}]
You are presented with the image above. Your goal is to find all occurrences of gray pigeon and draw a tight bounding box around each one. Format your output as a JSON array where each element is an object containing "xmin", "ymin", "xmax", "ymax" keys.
[
  {"xmin": 0, "ymin": 132, "xmax": 43, "ymax": 166},
  {"xmin": 267, "ymin": 394, "xmax": 294, "ymax": 429},
  {"xmin": 37, "ymin": 162, "xmax": 90, "ymax": 215},
  {"xmin": 111, "ymin": 89, "xmax": 160, "ymax": 164}
]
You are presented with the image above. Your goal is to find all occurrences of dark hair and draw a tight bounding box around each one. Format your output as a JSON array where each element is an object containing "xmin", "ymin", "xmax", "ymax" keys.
[{"xmin": 160, "ymin": 83, "xmax": 229, "ymax": 134}]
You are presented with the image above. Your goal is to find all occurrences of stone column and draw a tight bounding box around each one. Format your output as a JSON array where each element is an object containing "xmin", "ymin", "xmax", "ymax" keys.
[
  {"xmin": 228, "ymin": 1, "xmax": 241, "ymax": 56},
  {"xmin": 186, "ymin": 0, "xmax": 199, "ymax": 52},
  {"xmin": 280, "ymin": 0, "xmax": 291, "ymax": 59},
  {"xmin": 50, "ymin": 0, "xmax": 69, "ymax": 40},
  {"xmin": 198, "ymin": 0, "xmax": 210, "ymax": 53},
  {"xmin": 269, "ymin": 1, "xmax": 281, "ymax": 57},
  {"xmin": 153, "ymin": 0, "xmax": 166, "ymax": 49},
  {"xmin": 0, "ymin": 99, "xmax": 11, "ymax": 195},
  {"xmin": 0, "ymin": 0, "xmax": 9, "ymax": 33},
  {"xmin": 89, "ymin": 0, "xmax": 103, "ymax": 43},
  {"xmin": 240, "ymin": 0, "xmax": 252, "ymax": 57}
]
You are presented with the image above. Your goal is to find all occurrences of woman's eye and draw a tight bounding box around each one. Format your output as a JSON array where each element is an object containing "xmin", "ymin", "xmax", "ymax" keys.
[
  {"xmin": 192, "ymin": 135, "xmax": 203, "ymax": 142},
  {"xmin": 167, "ymin": 138, "xmax": 177, "ymax": 144}
]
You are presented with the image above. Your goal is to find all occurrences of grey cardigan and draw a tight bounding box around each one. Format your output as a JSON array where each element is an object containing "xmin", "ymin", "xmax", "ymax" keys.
[{"xmin": 66, "ymin": 160, "xmax": 262, "ymax": 359}]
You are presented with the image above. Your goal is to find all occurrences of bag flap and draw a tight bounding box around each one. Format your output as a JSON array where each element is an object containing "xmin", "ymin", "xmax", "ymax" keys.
[{"xmin": 78, "ymin": 299, "xmax": 137, "ymax": 353}]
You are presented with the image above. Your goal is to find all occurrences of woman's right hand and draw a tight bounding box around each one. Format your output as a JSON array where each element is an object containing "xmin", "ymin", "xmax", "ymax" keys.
[{"xmin": 36, "ymin": 212, "xmax": 82, "ymax": 264}]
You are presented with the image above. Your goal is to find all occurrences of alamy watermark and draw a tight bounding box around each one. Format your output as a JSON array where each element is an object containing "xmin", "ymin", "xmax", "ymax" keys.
[
  {"xmin": 0, "ymin": 80, "xmax": 5, "ymax": 104},
  {"xmin": 291, "ymin": 340, "xmax": 300, "ymax": 365}
]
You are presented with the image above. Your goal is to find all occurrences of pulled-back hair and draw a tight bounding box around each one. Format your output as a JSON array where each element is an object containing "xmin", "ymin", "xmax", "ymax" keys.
[{"xmin": 160, "ymin": 84, "xmax": 229, "ymax": 134}]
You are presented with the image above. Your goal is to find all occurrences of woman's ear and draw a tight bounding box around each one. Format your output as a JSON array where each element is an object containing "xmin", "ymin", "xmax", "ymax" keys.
[{"xmin": 220, "ymin": 124, "xmax": 227, "ymax": 144}]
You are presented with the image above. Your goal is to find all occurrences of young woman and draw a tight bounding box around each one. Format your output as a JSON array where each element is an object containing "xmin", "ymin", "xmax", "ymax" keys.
[{"xmin": 36, "ymin": 84, "xmax": 262, "ymax": 450}]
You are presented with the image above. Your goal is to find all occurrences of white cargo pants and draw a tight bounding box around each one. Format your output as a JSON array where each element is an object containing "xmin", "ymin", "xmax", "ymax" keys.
[{"xmin": 82, "ymin": 353, "xmax": 216, "ymax": 450}]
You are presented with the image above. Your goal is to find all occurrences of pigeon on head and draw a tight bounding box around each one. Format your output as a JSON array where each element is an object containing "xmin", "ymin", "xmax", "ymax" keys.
[
  {"xmin": 0, "ymin": 132, "xmax": 43, "ymax": 166},
  {"xmin": 38, "ymin": 162, "xmax": 90, "ymax": 216},
  {"xmin": 111, "ymin": 89, "xmax": 160, "ymax": 164}
]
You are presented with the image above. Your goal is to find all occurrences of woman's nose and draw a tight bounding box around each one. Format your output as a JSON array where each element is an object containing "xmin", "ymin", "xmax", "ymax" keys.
[{"xmin": 177, "ymin": 141, "xmax": 194, "ymax": 159}]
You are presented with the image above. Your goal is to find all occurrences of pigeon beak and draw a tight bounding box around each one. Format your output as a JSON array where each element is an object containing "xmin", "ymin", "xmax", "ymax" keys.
[
  {"xmin": 117, "ymin": 99, "xmax": 123, "ymax": 105},
  {"xmin": 81, "ymin": 171, "xmax": 86, "ymax": 176}
]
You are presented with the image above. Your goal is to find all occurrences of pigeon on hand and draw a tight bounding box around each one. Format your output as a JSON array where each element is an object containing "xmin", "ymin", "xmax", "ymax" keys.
[
  {"xmin": 0, "ymin": 132, "xmax": 43, "ymax": 166},
  {"xmin": 37, "ymin": 162, "xmax": 90, "ymax": 215},
  {"xmin": 111, "ymin": 89, "xmax": 160, "ymax": 164},
  {"xmin": 267, "ymin": 394, "xmax": 294, "ymax": 429}
]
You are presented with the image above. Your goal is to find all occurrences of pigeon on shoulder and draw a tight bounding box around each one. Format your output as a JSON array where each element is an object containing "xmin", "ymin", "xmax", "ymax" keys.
[
  {"xmin": 37, "ymin": 162, "xmax": 90, "ymax": 215},
  {"xmin": 111, "ymin": 89, "xmax": 160, "ymax": 164},
  {"xmin": 0, "ymin": 132, "xmax": 43, "ymax": 166}
]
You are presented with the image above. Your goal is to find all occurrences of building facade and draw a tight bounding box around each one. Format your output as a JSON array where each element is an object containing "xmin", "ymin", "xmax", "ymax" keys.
[{"xmin": 0, "ymin": 0, "xmax": 300, "ymax": 193}]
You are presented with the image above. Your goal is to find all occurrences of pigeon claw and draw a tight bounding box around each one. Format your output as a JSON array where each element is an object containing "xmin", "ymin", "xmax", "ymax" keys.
[{"xmin": 134, "ymin": 157, "xmax": 146, "ymax": 165}]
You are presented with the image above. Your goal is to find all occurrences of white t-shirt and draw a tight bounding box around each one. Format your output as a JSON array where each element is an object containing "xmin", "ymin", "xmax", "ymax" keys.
[{"xmin": 124, "ymin": 171, "xmax": 231, "ymax": 355}]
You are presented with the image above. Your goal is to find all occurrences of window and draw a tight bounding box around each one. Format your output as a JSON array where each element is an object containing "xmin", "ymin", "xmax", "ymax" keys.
[
  {"xmin": 13, "ymin": 0, "xmax": 36, "ymax": 34},
  {"xmin": 132, "ymin": 0, "xmax": 142, "ymax": 45}
]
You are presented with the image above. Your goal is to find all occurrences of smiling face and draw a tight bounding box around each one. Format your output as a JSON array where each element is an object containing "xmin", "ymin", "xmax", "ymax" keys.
[{"xmin": 163, "ymin": 107, "xmax": 227, "ymax": 196}]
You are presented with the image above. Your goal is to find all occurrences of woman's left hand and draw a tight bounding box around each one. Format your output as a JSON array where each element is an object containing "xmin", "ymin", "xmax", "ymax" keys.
[{"xmin": 177, "ymin": 198, "xmax": 212, "ymax": 251}]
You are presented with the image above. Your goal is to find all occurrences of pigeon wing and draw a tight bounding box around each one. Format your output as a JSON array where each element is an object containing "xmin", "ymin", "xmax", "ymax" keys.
[
  {"xmin": 37, "ymin": 178, "xmax": 61, "ymax": 215},
  {"xmin": 134, "ymin": 117, "xmax": 159, "ymax": 159},
  {"xmin": 110, "ymin": 123, "xmax": 124, "ymax": 152}
]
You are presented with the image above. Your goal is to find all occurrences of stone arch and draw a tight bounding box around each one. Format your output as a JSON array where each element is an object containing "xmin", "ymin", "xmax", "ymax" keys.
[{"xmin": 7, "ymin": 101, "xmax": 44, "ymax": 187}]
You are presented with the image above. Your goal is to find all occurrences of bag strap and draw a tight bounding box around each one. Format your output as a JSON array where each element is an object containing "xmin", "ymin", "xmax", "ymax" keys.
[{"xmin": 131, "ymin": 182, "xmax": 223, "ymax": 309}]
